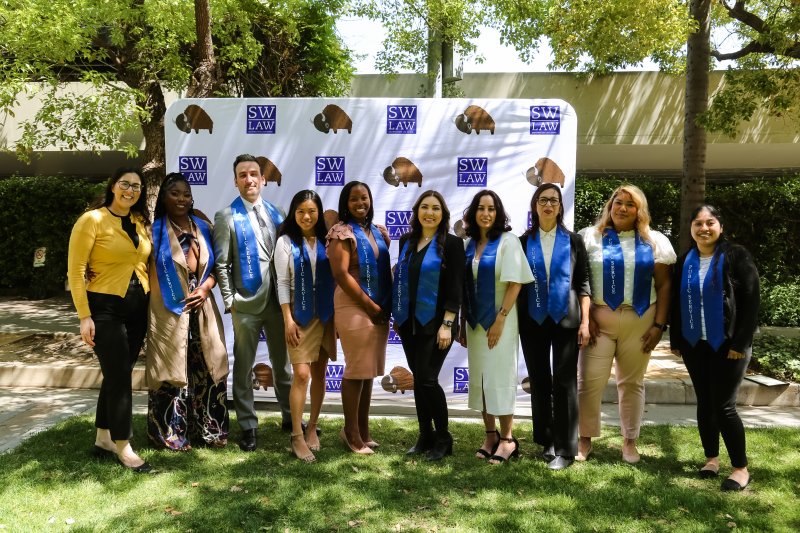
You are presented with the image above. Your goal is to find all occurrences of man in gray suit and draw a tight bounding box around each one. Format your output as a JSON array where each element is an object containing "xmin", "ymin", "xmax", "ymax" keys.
[{"xmin": 214, "ymin": 154, "xmax": 291, "ymax": 451}]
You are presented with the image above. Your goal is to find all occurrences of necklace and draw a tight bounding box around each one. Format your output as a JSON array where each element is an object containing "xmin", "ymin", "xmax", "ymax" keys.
[
  {"xmin": 169, "ymin": 217, "xmax": 192, "ymax": 234},
  {"xmin": 421, "ymin": 234, "xmax": 433, "ymax": 242}
]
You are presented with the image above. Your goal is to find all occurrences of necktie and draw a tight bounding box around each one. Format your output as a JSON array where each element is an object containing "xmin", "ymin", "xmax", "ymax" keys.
[{"xmin": 252, "ymin": 204, "xmax": 274, "ymax": 258}]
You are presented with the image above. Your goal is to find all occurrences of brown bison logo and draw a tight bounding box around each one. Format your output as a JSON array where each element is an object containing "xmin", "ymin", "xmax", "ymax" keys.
[
  {"xmin": 252, "ymin": 363, "xmax": 273, "ymax": 391},
  {"xmin": 454, "ymin": 105, "xmax": 495, "ymax": 135},
  {"xmin": 312, "ymin": 104, "xmax": 352, "ymax": 134},
  {"xmin": 175, "ymin": 104, "xmax": 213, "ymax": 134},
  {"xmin": 453, "ymin": 220, "xmax": 467, "ymax": 239},
  {"xmin": 521, "ymin": 376, "xmax": 532, "ymax": 394},
  {"xmin": 381, "ymin": 366, "xmax": 414, "ymax": 393},
  {"xmin": 383, "ymin": 157, "xmax": 423, "ymax": 187},
  {"xmin": 526, "ymin": 157, "xmax": 565, "ymax": 187},
  {"xmin": 255, "ymin": 156, "xmax": 282, "ymax": 186}
]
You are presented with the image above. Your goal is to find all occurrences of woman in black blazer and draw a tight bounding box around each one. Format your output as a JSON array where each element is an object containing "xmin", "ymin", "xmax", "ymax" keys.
[
  {"xmin": 518, "ymin": 183, "xmax": 591, "ymax": 470},
  {"xmin": 670, "ymin": 204, "xmax": 759, "ymax": 491},
  {"xmin": 393, "ymin": 190, "xmax": 465, "ymax": 461}
]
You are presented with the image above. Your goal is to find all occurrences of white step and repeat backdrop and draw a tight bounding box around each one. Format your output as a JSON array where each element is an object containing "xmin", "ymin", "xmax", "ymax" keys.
[{"xmin": 165, "ymin": 98, "xmax": 576, "ymax": 405}]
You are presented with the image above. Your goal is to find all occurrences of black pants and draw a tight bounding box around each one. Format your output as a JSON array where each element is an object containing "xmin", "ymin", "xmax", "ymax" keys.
[
  {"xmin": 682, "ymin": 340, "xmax": 750, "ymax": 468},
  {"xmin": 520, "ymin": 317, "xmax": 579, "ymax": 458},
  {"xmin": 399, "ymin": 322, "xmax": 452, "ymax": 436},
  {"xmin": 87, "ymin": 285, "xmax": 148, "ymax": 441}
]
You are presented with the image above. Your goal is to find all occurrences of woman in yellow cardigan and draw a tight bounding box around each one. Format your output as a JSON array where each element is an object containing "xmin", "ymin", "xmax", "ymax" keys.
[{"xmin": 68, "ymin": 167, "xmax": 153, "ymax": 473}]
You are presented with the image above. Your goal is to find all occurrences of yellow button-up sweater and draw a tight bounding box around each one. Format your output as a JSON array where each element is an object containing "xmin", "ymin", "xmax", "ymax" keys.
[{"xmin": 68, "ymin": 207, "xmax": 151, "ymax": 318}]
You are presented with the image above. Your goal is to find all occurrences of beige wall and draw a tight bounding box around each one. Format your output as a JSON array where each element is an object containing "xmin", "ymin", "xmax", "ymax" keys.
[
  {"xmin": 1, "ymin": 72, "xmax": 798, "ymax": 177},
  {"xmin": 350, "ymin": 72, "xmax": 800, "ymax": 176}
]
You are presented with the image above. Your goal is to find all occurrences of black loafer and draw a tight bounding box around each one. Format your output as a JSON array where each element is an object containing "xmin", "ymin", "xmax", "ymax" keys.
[
  {"xmin": 116, "ymin": 458, "xmax": 153, "ymax": 474},
  {"xmin": 699, "ymin": 467, "xmax": 719, "ymax": 479},
  {"xmin": 239, "ymin": 428, "xmax": 258, "ymax": 452},
  {"xmin": 92, "ymin": 445, "xmax": 115, "ymax": 459},
  {"xmin": 542, "ymin": 445, "xmax": 556, "ymax": 463},
  {"xmin": 548, "ymin": 456, "xmax": 574, "ymax": 471},
  {"xmin": 721, "ymin": 477, "xmax": 749, "ymax": 491}
]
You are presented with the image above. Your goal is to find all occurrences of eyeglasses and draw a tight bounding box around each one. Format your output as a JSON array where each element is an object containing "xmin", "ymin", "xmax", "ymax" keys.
[
  {"xmin": 117, "ymin": 181, "xmax": 142, "ymax": 192},
  {"xmin": 537, "ymin": 197, "xmax": 560, "ymax": 206}
]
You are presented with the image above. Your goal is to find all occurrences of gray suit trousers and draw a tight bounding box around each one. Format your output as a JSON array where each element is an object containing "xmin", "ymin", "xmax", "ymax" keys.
[{"xmin": 230, "ymin": 289, "xmax": 291, "ymax": 431}]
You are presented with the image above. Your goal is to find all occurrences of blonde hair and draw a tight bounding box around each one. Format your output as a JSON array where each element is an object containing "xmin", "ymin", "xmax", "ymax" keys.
[{"xmin": 595, "ymin": 184, "xmax": 653, "ymax": 244}]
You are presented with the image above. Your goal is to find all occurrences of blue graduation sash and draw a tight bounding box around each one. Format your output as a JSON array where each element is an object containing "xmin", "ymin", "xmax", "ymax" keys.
[
  {"xmin": 392, "ymin": 239, "xmax": 441, "ymax": 326},
  {"xmin": 292, "ymin": 238, "xmax": 334, "ymax": 326},
  {"xmin": 231, "ymin": 197, "xmax": 283, "ymax": 295},
  {"xmin": 681, "ymin": 249, "xmax": 726, "ymax": 350},
  {"xmin": 602, "ymin": 229, "xmax": 654, "ymax": 316},
  {"xmin": 464, "ymin": 235, "xmax": 501, "ymax": 330},
  {"xmin": 526, "ymin": 226, "xmax": 571, "ymax": 324},
  {"xmin": 350, "ymin": 222, "xmax": 391, "ymax": 308},
  {"xmin": 152, "ymin": 215, "xmax": 215, "ymax": 315}
]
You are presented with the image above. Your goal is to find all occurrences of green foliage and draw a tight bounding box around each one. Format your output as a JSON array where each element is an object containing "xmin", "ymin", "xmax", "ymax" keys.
[
  {"xmin": 760, "ymin": 283, "xmax": 800, "ymax": 328},
  {"xmin": 0, "ymin": 176, "xmax": 102, "ymax": 289},
  {"xmin": 752, "ymin": 334, "xmax": 800, "ymax": 382}
]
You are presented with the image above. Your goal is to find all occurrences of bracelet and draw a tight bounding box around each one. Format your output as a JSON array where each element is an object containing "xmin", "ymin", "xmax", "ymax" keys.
[
  {"xmin": 652, "ymin": 322, "xmax": 668, "ymax": 331},
  {"xmin": 498, "ymin": 307, "xmax": 509, "ymax": 317}
]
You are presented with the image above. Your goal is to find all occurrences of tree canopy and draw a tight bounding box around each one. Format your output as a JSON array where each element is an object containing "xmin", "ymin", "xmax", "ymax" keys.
[{"xmin": 0, "ymin": 0, "xmax": 353, "ymax": 182}]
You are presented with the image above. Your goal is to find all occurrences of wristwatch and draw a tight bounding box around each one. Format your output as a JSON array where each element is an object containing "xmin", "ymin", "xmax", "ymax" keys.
[
  {"xmin": 442, "ymin": 319, "xmax": 454, "ymax": 328},
  {"xmin": 652, "ymin": 322, "xmax": 668, "ymax": 331}
]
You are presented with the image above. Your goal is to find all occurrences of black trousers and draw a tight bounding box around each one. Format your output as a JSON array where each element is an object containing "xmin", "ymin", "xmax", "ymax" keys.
[
  {"xmin": 682, "ymin": 340, "xmax": 750, "ymax": 468},
  {"xmin": 399, "ymin": 322, "xmax": 452, "ymax": 436},
  {"xmin": 520, "ymin": 317, "xmax": 579, "ymax": 458},
  {"xmin": 87, "ymin": 285, "xmax": 148, "ymax": 441}
]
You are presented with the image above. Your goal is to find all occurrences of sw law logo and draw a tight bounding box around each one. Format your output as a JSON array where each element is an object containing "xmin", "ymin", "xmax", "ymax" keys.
[
  {"xmin": 453, "ymin": 367, "xmax": 469, "ymax": 393},
  {"xmin": 246, "ymin": 105, "xmax": 277, "ymax": 134},
  {"xmin": 387, "ymin": 317, "xmax": 402, "ymax": 345},
  {"xmin": 178, "ymin": 156, "xmax": 208, "ymax": 186},
  {"xmin": 386, "ymin": 105, "xmax": 417, "ymax": 134},
  {"xmin": 315, "ymin": 156, "xmax": 346, "ymax": 186},
  {"xmin": 385, "ymin": 210, "xmax": 413, "ymax": 240},
  {"xmin": 457, "ymin": 157, "xmax": 488, "ymax": 187},
  {"xmin": 325, "ymin": 364, "xmax": 344, "ymax": 393},
  {"xmin": 530, "ymin": 105, "xmax": 561, "ymax": 135}
]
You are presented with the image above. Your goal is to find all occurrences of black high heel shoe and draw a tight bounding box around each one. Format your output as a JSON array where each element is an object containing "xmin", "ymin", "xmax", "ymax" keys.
[
  {"xmin": 475, "ymin": 430, "xmax": 500, "ymax": 459},
  {"xmin": 427, "ymin": 432, "xmax": 453, "ymax": 462},
  {"xmin": 489, "ymin": 436, "xmax": 519, "ymax": 464},
  {"xmin": 406, "ymin": 432, "xmax": 436, "ymax": 455}
]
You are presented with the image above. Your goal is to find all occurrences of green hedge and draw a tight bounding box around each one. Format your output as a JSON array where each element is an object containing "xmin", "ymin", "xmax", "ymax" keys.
[
  {"xmin": 752, "ymin": 334, "xmax": 800, "ymax": 382},
  {"xmin": 0, "ymin": 176, "xmax": 103, "ymax": 291}
]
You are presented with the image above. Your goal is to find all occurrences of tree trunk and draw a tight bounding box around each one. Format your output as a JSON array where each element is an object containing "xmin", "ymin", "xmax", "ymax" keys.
[
  {"xmin": 186, "ymin": 0, "xmax": 219, "ymax": 98},
  {"xmin": 426, "ymin": 26, "xmax": 442, "ymax": 98},
  {"xmin": 681, "ymin": 0, "xmax": 711, "ymax": 252},
  {"xmin": 137, "ymin": 80, "xmax": 167, "ymax": 216}
]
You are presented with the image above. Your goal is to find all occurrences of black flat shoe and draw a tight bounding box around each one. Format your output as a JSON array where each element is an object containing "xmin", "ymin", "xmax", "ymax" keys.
[
  {"xmin": 721, "ymin": 477, "xmax": 749, "ymax": 491},
  {"xmin": 548, "ymin": 456, "xmax": 574, "ymax": 471},
  {"xmin": 239, "ymin": 428, "xmax": 258, "ymax": 452},
  {"xmin": 116, "ymin": 458, "xmax": 153, "ymax": 474},
  {"xmin": 699, "ymin": 466, "xmax": 720, "ymax": 479},
  {"xmin": 92, "ymin": 445, "xmax": 115, "ymax": 459},
  {"xmin": 542, "ymin": 445, "xmax": 556, "ymax": 463}
]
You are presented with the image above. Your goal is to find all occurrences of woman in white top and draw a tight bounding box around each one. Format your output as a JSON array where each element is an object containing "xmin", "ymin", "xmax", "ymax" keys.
[
  {"xmin": 275, "ymin": 190, "xmax": 336, "ymax": 462},
  {"xmin": 577, "ymin": 184, "xmax": 675, "ymax": 463},
  {"xmin": 460, "ymin": 190, "xmax": 534, "ymax": 465}
]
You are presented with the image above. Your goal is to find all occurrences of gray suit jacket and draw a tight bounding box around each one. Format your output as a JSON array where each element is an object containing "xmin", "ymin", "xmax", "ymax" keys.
[{"xmin": 213, "ymin": 197, "xmax": 286, "ymax": 315}]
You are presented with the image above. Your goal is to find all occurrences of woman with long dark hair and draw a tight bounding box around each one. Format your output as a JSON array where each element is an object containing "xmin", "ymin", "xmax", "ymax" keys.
[
  {"xmin": 577, "ymin": 184, "xmax": 675, "ymax": 464},
  {"xmin": 461, "ymin": 190, "xmax": 533, "ymax": 464},
  {"xmin": 68, "ymin": 167, "xmax": 152, "ymax": 472},
  {"xmin": 275, "ymin": 190, "xmax": 336, "ymax": 462},
  {"xmin": 671, "ymin": 205, "xmax": 759, "ymax": 491},
  {"xmin": 327, "ymin": 181, "xmax": 391, "ymax": 454},
  {"xmin": 518, "ymin": 184, "xmax": 591, "ymax": 470},
  {"xmin": 145, "ymin": 173, "xmax": 229, "ymax": 451},
  {"xmin": 393, "ymin": 190, "xmax": 464, "ymax": 461}
]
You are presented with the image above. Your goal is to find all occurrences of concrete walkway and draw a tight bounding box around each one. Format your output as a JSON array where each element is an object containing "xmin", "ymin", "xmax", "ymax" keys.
[{"xmin": 2, "ymin": 294, "xmax": 799, "ymax": 454}]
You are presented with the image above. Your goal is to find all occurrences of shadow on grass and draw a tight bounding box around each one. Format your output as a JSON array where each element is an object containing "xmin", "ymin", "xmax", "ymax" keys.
[{"xmin": 1, "ymin": 416, "xmax": 799, "ymax": 531}]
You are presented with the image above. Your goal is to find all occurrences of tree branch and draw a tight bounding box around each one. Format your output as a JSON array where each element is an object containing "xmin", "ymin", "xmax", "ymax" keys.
[
  {"xmin": 711, "ymin": 40, "xmax": 771, "ymax": 60},
  {"xmin": 720, "ymin": 1, "xmax": 768, "ymax": 33}
]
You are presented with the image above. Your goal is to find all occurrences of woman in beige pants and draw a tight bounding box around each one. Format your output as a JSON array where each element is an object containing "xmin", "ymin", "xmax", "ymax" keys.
[{"xmin": 576, "ymin": 185, "xmax": 675, "ymax": 463}]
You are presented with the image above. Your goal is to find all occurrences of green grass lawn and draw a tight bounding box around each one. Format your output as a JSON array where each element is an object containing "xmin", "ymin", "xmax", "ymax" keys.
[{"xmin": 1, "ymin": 415, "xmax": 799, "ymax": 532}]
